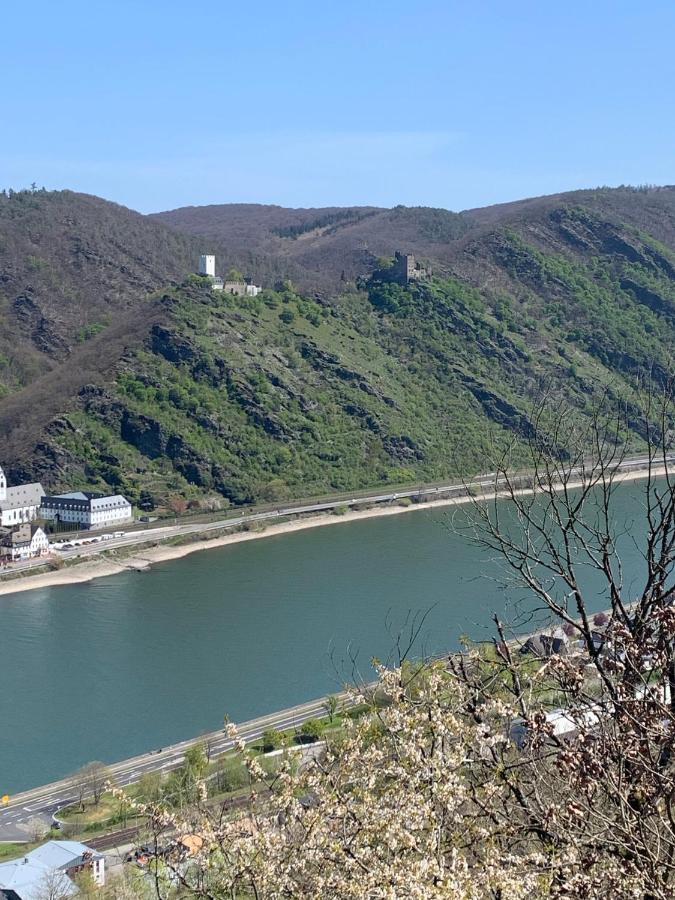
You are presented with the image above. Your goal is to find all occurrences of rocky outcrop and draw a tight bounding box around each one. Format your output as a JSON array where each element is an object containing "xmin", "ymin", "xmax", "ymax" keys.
[
  {"xmin": 382, "ymin": 435, "xmax": 425, "ymax": 462},
  {"xmin": 620, "ymin": 277, "xmax": 675, "ymax": 318},
  {"xmin": 226, "ymin": 377, "xmax": 291, "ymax": 438},
  {"xmin": 7, "ymin": 438, "xmax": 82, "ymax": 489},
  {"xmin": 150, "ymin": 324, "xmax": 198, "ymax": 364},
  {"xmin": 457, "ymin": 374, "xmax": 536, "ymax": 441},
  {"xmin": 13, "ymin": 293, "xmax": 71, "ymax": 358},
  {"xmin": 487, "ymin": 234, "xmax": 547, "ymax": 289},
  {"xmin": 120, "ymin": 411, "xmax": 166, "ymax": 459},
  {"xmin": 165, "ymin": 434, "xmax": 213, "ymax": 487},
  {"xmin": 343, "ymin": 402, "xmax": 381, "ymax": 433},
  {"xmin": 300, "ymin": 340, "xmax": 394, "ymax": 403}
]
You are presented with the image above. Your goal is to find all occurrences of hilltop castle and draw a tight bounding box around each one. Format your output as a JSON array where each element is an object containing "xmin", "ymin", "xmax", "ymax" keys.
[
  {"xmin": 372, "ymin": 251, "xmax": 431, "ymax": 286},
  {"xmin": 198, "ymin": 255, "xmax": 262, "ymax": 296},
  {"xmin": 390, "ymin": 251, "xmax": 431, "ymax": 284}
]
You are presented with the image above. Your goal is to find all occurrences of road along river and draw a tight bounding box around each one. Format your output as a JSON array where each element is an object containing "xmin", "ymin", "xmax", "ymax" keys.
[
  {"xmin": 0, "ymin": 477, "xmax": 655, "ymax": 795},
  {"xmin": 0, "ymin": 694, "xmax": 337, "ymax": 840}
]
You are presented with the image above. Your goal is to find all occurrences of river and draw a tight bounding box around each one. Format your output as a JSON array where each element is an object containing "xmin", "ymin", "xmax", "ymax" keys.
[{"xmin": 0, "ymin": 482, "xmax": 653, "ymax": 792}]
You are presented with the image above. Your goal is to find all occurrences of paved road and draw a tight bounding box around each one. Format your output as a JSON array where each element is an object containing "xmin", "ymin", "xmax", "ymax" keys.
[
  {"xmin": 2, "ymin": 481, "xmax": 478, "ymax": 578},
  {"xmin": 0, "ymin": 694, "xmax": 345, "ymax": 840},
  {"xmin": 2, "ymin": 453, "xmax": 666, "ymax": 581}
]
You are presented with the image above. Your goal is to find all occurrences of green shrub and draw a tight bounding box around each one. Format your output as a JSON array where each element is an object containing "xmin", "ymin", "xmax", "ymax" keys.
[{"xmin": 298, "ymin": 718, "xmax": 324, "ymax": 742}]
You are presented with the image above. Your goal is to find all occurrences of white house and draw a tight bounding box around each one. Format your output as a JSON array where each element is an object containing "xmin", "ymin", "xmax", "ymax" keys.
[
  {"xmin": 0, "ymin": 466, "xmax": 45, "ymax": 528},
  {"xmin": 40, "ymin": 491, "xmax": 133, "ymax": 530},
  {"xmin": 0, "ymin": 839, "xmax": 105, "ymax": 900},
  {"xmin": 0, "ymin": 524, "xmax": 49, "ymax": 562}
]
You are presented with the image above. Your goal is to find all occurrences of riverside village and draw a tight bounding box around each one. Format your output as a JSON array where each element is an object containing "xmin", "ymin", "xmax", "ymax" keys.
[
  {"xmin": 0, "ymin": 465, "xmax": 132, "ymax": 565},
  {"xmin": 0, "ymin": 253, "xmax": 253, "ymax": 570}
]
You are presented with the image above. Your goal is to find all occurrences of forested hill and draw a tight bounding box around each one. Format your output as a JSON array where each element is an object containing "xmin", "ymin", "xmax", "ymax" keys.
[
  {"xmin": 2, "ymin": 185, "xmax": 675, "ymax": 509},
  {"xmin": 0, "ymin": 190, "xmax": 199, "ymax": 392},
  {"xmin": 152, "ymin": 186, "xmax": 675, "ymax": 291},
  {"xmin": 152, "ymin": 202, "xmax": 472, "ymax": 292}
]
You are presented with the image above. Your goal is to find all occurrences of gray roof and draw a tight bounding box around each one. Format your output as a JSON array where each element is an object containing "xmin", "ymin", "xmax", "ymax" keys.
[
  {"xmin": 1, "ymin": 483, "xmax": 45, "ymax": 511},
  {"xmin": 521, "ymin": 628, "xmax": 570, "ymax": 658},
  {"xmin": 0, "ymin": 841, "xmax": 101, "ymax": 900},
  {"xmin": 22, "ymin": 841, "xmax": 102, "ymax": 868},
  {"xmin": 0, "ymin": 524, "xmax": 32, "ymax": 546},
  {"xmin": 521, "ymin": 634, "xmax": 548, "ymax": 657},
  {"xmin": 0, "ymin": 864, "xmax": 74, "ymax": 900},
  {"xmin": 42, "ymin": 492, "xmax": 130, "ymax": 511}
]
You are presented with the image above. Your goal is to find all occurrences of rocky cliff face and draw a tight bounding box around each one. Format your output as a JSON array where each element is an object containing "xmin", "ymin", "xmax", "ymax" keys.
[{"xmin": 3, "ymin": 186, "xmax": 675, "ymax": 506}]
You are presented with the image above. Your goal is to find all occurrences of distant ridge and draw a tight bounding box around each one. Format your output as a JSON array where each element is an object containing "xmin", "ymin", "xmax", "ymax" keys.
[{"xmin": 151, "ymin": 186, "xmax": 675, "ymax": 290}]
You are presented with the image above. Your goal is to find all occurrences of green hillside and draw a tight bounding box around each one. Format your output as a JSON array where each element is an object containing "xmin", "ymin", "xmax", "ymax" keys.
[{"xmin": 2, "ymin": 187, "xmax": 675, "ymax": 507}]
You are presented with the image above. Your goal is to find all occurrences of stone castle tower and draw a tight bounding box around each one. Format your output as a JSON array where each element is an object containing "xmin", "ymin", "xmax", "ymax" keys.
[
  {"xmin": 198, "ymin": 254, "xmax": 216, "ymax": 277},
  {"xmin": 392, "ymin": 251, "xmax": 430, "ymax": 284}
]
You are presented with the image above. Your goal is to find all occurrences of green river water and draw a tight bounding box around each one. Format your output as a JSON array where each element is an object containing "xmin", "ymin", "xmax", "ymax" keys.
[{"xmin": 0, "ymin": 484, "xmax": 653, "ymax": 792}]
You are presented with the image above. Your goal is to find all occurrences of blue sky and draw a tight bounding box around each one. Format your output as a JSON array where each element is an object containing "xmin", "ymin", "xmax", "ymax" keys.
[{"xmin": 3, "ymin": 0, "xmax": 674, "ymax": 213}]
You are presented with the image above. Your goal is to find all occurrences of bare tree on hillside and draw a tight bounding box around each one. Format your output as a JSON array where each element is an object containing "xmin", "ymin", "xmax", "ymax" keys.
[
  {"xmin": 448, "ymin": 383, "xmax": 675, "ymax": 895},
  {"xmin": 71, "ymin": 760, "xmax": 112, "ymax": 809},
  {"xmin": 27, "ymin": 814, "xmax": 50, "ymax": 843}
]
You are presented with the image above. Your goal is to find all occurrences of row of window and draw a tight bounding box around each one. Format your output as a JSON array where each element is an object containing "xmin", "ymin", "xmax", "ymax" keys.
[
  {"xmin": 0, "ymin": 506, "xmax": 36, "ymax": 523},
  {"xmin": 42, "ymin": 503, "xmax": 131, "ymax": 513}
]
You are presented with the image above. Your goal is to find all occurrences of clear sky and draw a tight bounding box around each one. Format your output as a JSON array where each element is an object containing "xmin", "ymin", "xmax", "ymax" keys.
[{"xmin": 3, "ymin": 0, "xmax": 674, "ymax": 213}]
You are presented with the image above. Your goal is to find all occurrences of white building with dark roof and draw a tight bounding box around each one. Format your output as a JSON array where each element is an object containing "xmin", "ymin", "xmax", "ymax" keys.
[
  {"xmin": 0, "ymin": 840, "xmax": 104, "ymax": 900},
  {"xmin": 40, "ymin": 491, "xmax": 133, "ymax": 530},
  {"xmin": 0, "ymin": 466, "xmax": 45, "ymax": 528}
]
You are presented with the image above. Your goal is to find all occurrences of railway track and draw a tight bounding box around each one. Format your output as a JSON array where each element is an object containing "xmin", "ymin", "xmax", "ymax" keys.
[{"xmin": 86, "ymin": 791, "xmax": 262, "ymax": 851}]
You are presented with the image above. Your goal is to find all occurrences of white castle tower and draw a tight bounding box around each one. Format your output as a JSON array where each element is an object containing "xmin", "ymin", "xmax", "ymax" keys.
[
  {"xmin": 0, "ymin": 466, "xmax": 6, "ymax": 503},
  {"xmin": 198, "ymin": 254, "xmax": 216, "ymax": 278}
]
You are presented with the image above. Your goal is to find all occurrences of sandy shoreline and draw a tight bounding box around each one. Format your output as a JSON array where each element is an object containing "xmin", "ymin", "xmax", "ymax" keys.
[{"xmin": 0, "ymin": 466, "xmax": 664, "ymax": 598}]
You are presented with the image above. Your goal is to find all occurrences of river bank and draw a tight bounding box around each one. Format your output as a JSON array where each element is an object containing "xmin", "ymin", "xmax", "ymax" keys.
[
  {"xmin": 0, "ymin": 464, "xmax": 665, "ymax": 598},
  {"xmin": 0, "ymin": 470, "xmax": 659, "ymax": 792}
]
